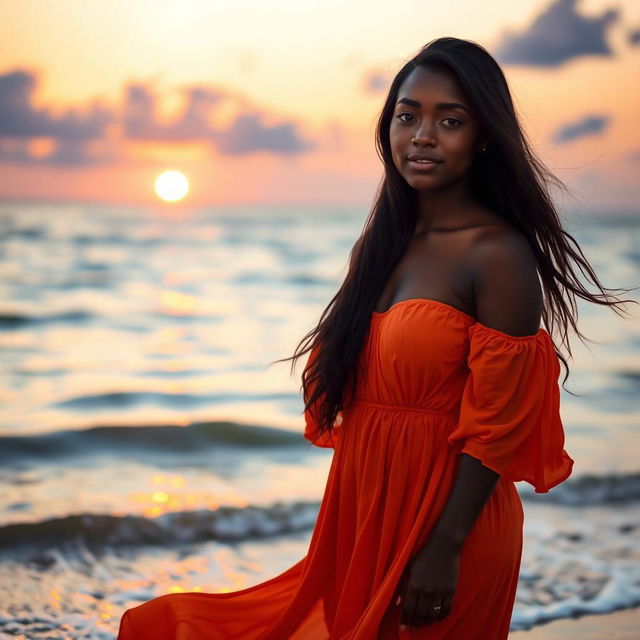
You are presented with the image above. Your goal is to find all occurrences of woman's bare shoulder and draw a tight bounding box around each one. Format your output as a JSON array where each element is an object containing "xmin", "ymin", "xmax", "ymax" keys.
[{"xmin": 458, "ymin": 206, "xmax": 531, "ymax": 253}]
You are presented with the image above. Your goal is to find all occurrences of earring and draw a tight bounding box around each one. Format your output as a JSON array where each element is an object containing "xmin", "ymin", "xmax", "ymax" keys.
[{"xmin": 481, "ymin": 143, "xmax": 487, "ymax": 152}]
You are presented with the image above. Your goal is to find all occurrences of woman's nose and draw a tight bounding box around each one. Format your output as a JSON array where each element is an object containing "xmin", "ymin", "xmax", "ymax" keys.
[{"xmin": 411, "ymin": 121, "xmax": 437, "ymax": 144}]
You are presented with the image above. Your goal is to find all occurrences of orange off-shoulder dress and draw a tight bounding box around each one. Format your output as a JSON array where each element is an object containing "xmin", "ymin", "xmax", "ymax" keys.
[{"xmin": 117, "ymin": 298, "xmax": 574, "ymax": 639}]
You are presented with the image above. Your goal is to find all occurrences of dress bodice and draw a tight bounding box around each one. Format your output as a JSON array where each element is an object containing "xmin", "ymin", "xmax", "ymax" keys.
[
  {"xmin": 304, "ymin": 297, "xmax": 574, "ymax": 494},
  {"xmin": 355, "ymin": 298, "xmax": 477, "ymax": 413}
]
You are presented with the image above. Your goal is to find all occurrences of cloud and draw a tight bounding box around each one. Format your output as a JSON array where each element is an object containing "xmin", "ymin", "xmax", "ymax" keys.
[
  {"xmin": 123, "ymin": 83, "xmax": 225, "ymax": 140},
  {"xmin": 0, "ymin": 137, "xmax": 115, "ymax": 166},
  {"xmin": 123, "ymin": 82, "xmax": 313, "ymax": 154},
  {"xmin": 0, "ymin": 70, "xmax": 112, "ymax": 139},
  {"xmin": 0, "ymin": 69, "xmax": 114, "ymax": 165},
  {"xmin": 495, "ymin": 0, "xmax": 619, "ymax": 67},
  {"xmin": 0, "ymin": 70, "xmax": 315, "ymax": 166},
  {"xmin": 363, "ymin": 70, "xmax": 389, "ymax": 94},
  {"xmin": 0, "ymin": 138, "xmax": 41, "ymax": 164},
  {"xmin": 212, "ymin": 112, "xmax": 314, "ymax": 155},
  {"xmin": 629, "ymin": 29, "xmax": 640, "ymax": 46},
  {"xmin": 552, "ymin": 114, "xmax": 609, "ymax": 143}
]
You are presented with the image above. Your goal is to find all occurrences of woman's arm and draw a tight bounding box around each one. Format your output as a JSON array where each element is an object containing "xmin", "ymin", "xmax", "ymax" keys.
[
  {"xmin": 397, "ymin": 229, "xmax": 548, "ymax": 630},
  {"xmin": 430, "ymin": 228, "xmax": 543, "ymax": 548},
  {"xmin": 428, "ymin": 452, "xmax": 500, "ymax": 548}
]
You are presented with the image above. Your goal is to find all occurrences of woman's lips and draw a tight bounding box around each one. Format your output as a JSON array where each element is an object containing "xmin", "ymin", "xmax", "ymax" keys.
[{"xmin": 408, "ymin": 159, "xmax": 441, "ymax": 171}]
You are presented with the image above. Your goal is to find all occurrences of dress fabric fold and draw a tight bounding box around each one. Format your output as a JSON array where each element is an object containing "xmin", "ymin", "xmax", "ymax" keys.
[
  {"xmin": 446, "ymin": 322, "xmax": 574, "ymax": 494},
  {"xmin": 117, "ymin": 298, "xmax": 574, "ymax": 639}
]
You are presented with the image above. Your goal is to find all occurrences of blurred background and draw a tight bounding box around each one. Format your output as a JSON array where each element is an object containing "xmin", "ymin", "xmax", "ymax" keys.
[{"xmin": 0, "ymin": 1, "xmax": 638, "ymax": 638}]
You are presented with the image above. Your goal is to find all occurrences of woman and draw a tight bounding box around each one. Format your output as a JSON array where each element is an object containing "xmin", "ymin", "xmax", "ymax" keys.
[{"xmin": 117, "ymin": 37, "xmax": 636, "ymax": 639}]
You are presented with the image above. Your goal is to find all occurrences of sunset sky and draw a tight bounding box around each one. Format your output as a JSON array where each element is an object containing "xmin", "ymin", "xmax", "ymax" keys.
[{"xmin": 0, "ymin": 0, "xmax": 639, "ymax": 211}]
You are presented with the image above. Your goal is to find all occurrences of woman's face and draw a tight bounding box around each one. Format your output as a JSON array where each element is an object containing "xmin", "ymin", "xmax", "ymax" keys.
[{"xmin": 389, "ymin": 66, "xmax": 483, "ymax": 191}]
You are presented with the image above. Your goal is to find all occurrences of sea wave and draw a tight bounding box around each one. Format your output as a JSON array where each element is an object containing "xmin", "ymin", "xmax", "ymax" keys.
[
  {"xmin": 0, "ymin": 421, "xmax": 304, "ymax": 465},
  {"xmin": 0, "ymin": 309, "xmax": 93, "ymax": 328},
  {"xmin": 520, "ymin": 471, "xmax": 640, "ymax": 506},
  {"xmin": 0, "ymin": 501, "xmax": 321, "ymax": 550}
]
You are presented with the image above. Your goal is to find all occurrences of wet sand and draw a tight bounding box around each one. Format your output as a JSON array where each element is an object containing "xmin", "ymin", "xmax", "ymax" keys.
[{"xmin": 509, "ymin": 606, "xmax": 640, "ymax": 639}]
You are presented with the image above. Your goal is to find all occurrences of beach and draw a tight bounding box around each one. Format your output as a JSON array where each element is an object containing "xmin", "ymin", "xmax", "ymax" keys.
[{"xmin": 509, "ymin": 606, "xmax": 640, "ymax": 638}]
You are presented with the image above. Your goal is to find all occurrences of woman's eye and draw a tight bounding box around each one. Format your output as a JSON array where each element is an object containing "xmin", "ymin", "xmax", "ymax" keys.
[{"xmin": 395, "ymin": 113, "xmax": 462, "ymax": 127}]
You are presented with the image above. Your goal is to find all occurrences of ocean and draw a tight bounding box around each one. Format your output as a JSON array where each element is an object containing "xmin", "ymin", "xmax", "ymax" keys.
[{"xmin": 0, "ymin": 201, "xmax": 638, "ymax": 638}]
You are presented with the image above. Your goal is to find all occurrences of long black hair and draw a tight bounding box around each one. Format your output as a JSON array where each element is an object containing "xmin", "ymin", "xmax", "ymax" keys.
[{"xmin": 273, "ymin": 36, "xmax": 638, "ymax": 445}]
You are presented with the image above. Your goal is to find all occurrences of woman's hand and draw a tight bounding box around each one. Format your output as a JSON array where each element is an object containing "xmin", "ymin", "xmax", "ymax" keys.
[{"xmin": 395, "ymin": 535, "xmax": 461, "ymax": 631}]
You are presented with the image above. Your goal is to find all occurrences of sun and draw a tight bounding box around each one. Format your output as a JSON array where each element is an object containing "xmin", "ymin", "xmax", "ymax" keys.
[{"xmin": 155, "ymin": 170, "xmax": 190, "ymax": 202}]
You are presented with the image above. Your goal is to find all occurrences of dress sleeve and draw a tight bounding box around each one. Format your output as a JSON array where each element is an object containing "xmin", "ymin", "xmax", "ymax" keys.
[
  {"xmin": 303, "ymin": 343, "xmax": 341, "ymax": 449},
  {"xmin": 447, "ymin": 322, "xmax": 574, "ymax": 493}
]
